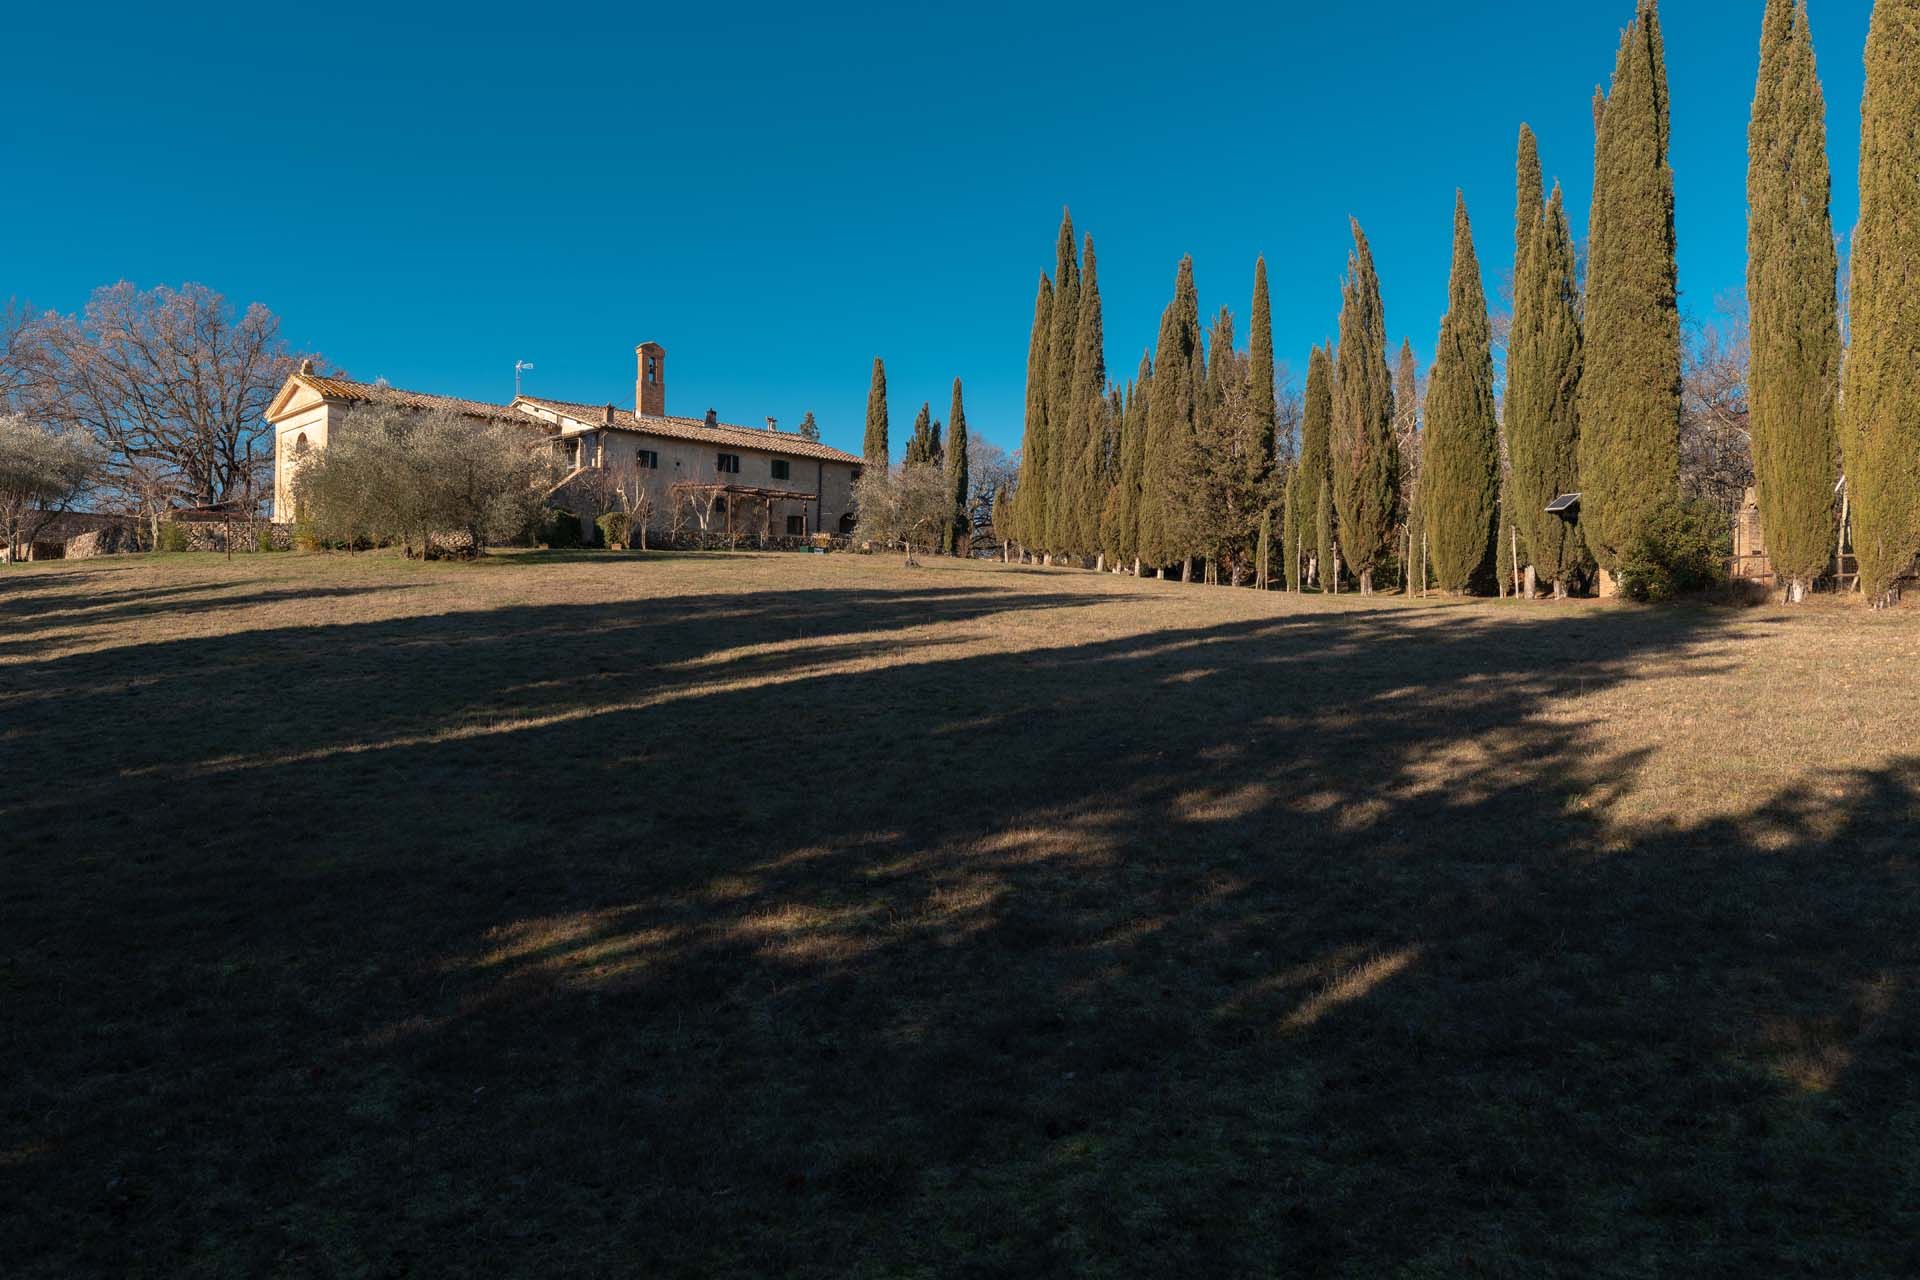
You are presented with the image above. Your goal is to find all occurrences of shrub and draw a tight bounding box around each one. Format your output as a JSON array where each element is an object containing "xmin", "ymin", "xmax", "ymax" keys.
[
  {"xmin": 292, "ymin": 520, "xmax": 320, "ymax": 553},
  {"xmin": 156, "ymin": 523, "xmax": 189, "ymax": 553},
  {"xmin": 596, "ymin": 511, "xmax": 632, "ymax": 549},
  {"xmin": 1615, "ymin": 498, "xmax": 1730, "ymax": 602},
  {"xmin": 545, "ymin": 510, "xmax": 583, "ymax": 549}
]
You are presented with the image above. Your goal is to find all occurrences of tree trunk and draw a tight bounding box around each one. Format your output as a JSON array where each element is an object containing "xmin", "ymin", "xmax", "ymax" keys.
[
  {"xmin": 1785, "ymin": 577, "xmax": 1807, "ymax": 604},
  {"xmin": 1597, "ymin": 567, "xmax": 1619, "ymax": 598},
  {"xmin": 1359, "ymin": 568, "xmax": 1373, "ymax": 595},
  {"xmin": 1183, "ymin": 556, "xmax": 1195, "ymax": 583},
  {"xmin": 1523, "ymin": 564, "xmax": 1537, "ymax": 599}
]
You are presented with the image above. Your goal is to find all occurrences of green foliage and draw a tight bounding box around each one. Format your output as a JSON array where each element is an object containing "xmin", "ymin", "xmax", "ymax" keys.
[
  {"xmin": 1615, "ymin": 497, "xmax": 1730, "ymax": 602},
  {"xmin": 1579, "ymin": 0, "xmax": 1681, "ymax": 572},
  {"xmin": 545, "ymin": 510, "xmax": 583, "ymax": 549},
  {"xmin": 596, "ymin": 510, "xmax": 632, "ymax": 548},
  {"xmin": 1421, "ymin": 193, "xmax": 1500, "ymax": 593},
  {"xmin": 1394, "ymin": 338, "xmax": 1424, "ymax": 590},
  {"xmin": 1138, "ymin": 257, "xmax": 1201, "ymax": 569},
  {"xmin": 944, "ymin": 380, "xmax": 969, "ymax": 554},
  {"xmin": 1508, "ymin": 183, "xmax": 1587, "ymax": 588},
  {"xmin": 1013, "ymin": 274, "xmax": 1054, "ymax": 550},
  {"xmin": 157, "ymin": 522, "xmax": 189, "ymax": 553},
  {"xmin": 1748, "ymin": 0, "xmax": 1839, "ymax": 597},
  {"xmin": 1104, "ymin": 354, "xmax": 1152, "ymax": 568},
  {"xmin": 863, "ymin": 359, "xmax": 889, "ymax": 471},
  {"xmin": 1059, "ymin": 233, "xmax": 1107, "ymax": 557},
  {"xmin": 1840, "ymin": 0, "xmax": 1920, "ymax": 600},
  {"xmin": 1331, "ymin": 220, "xmax": 1399, "ymax": 590},
  {"xmin": 1300, "ymin": 346, "xmax": 1336, "ymax": 588},
  {"xmin": 292, "ymin": 407, "xmax": 551, "ymax": 557},
  {"xmin": 1043, "ymin": 212, "xmax": 1082, "ymax": 553},
  {"xmin": 905, "ymin": 403, "xmax": 935, "ymax": 467},
  {"xmin": 798, "ymin": 411, "xmax": 820, "ymax": 443},
  {"xmin": 1248, "ymin": 257, "xmax": 1278, "ymax": 462},
  {"xmin": 1182, "ymin": 308, "xmax": 1275, "ymax": 583}
]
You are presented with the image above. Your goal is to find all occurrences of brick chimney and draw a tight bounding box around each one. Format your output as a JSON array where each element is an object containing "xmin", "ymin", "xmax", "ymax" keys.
[{"xmin": 635, "ymin": 342, "xmax": 666, "ymax": 417}]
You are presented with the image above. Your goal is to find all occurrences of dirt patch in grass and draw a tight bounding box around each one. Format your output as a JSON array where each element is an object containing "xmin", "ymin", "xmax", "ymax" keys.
[{"xmin": 4, "ymin": 550, "xmax": 1918, "ymax": 1276}]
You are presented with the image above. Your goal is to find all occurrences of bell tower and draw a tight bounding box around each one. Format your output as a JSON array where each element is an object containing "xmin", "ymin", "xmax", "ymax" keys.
[{"xmin": 635, "ymin": 342, "xmax": 666, "ymax": 417}]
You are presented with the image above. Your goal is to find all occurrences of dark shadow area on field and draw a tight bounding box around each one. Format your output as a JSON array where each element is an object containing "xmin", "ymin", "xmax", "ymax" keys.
[
  {"xmin": 4, "ymin": 582, "xmax": 1917, "ymax": 1277},
  {"xmin": 0, "ymin": 584, "xmax": 424, "ymax": 655}
]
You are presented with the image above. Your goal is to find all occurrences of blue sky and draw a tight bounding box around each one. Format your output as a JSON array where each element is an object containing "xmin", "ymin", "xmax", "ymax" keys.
[{"xmin": 2, "ymin": 1, "xmax": 1876, "ymax": 459}]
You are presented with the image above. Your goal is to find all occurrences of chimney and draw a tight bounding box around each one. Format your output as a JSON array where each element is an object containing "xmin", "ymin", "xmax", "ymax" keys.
[
  {"xmin": 603, "ymin": 404, "xmax": 615, "ymax": 426},
  {"xmin": 704, "ymin": 408, "xmax": 718, "ymax": 428},
  {"xmin": 634, "ymin": 342, "xmax": 666, "ymax": 417},
  {"xmin": 298, "ymin": 358, "xmax": 314, "ymax": 375},
  {"xmin": 766, "ymin": 416, "xmax": 778, "ymax": 432}
]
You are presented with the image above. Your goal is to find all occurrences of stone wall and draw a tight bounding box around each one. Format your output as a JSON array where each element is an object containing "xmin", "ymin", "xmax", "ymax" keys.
[
  {"xmin": 169, "ymin": 521, "xmax": 294, "ymax": 553},
  {"xmin": 65, "ymin": 526, "xmax": 146, "ymax": 560}
]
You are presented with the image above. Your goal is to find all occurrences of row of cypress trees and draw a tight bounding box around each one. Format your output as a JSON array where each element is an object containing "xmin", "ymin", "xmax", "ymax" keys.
[
  {"xmin": 995, "ymin": 0, "xmax": 1917, "ymax": 603},
  {"xmin": 1005, "ymin": 222, "xmax": 1282, "ymax": 582}
]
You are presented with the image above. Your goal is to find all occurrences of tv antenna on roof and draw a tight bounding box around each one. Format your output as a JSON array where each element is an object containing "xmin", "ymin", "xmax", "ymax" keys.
[{"xmin": 514, "ymin": 360, "xmax": 535, "ymax": 398}]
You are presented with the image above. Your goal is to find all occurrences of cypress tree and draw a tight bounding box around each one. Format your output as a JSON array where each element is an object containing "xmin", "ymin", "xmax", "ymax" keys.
[
  {"xmin": 1013, "ymin": 274, "xmax": 1053, "ymax": 551},
  {"xmin": 1331, "ymin": 219, "xmax": 1399, "ymax": 593},
  {"xmin": 1110, "ymin": 352, "xmax": 1152, "ymax": 571},
  {"xmin": 1298, "ymin": 344, "xmax": 1335, "ymax": 588},
  {"xmin": 1138, "ymin": 258, "xmax": 1201, "ymax": 571},
  {"xmin": 1063, "ymin": 233, "xmax": 1107, "ymax": 557},
  {"xmin": 1044, "ymin": 211, "xmax": 1081, "ymax": 553},
  {"xmin": 798, "ymin": 411, "xmax": 821, "ymax": 442},
  {"xmin": 944, "ymin": 379, "xmax": 970, "ymax": 554},
  {"xmin": 1579, "ymin": 0, "xmax": 1681, "ymax": 582},
  {"xmin": 1422, "ymin": 193, "xmax": 1500, "ymax": 593},
  {"xmin": 1394, "ymin": 338, "xmax": 1423, "ymax": 591},
  {"xmin": 1508, "ymin": 184, "xmax": 1586, "ymax": 594},
  {"xmin": 863, "ymin": 358, "xmax": 889, "ymax": 472},
  {"xmin": 1748, "ymin": 0, "xmax": 1839, "ymax": 603},
  {"xmin": 905, "ymin": 402, "xmax": 934, "ymax": 467},
  {"xmin": 1844, "ymin": 0, "xmax": 1920, "ymax": 604},
  {"xmin": 1249, "ymin": 257, "xmax": 1278, "ymax": 454}
]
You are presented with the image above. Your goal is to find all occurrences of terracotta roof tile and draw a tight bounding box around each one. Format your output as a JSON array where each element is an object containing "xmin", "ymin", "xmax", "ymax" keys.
[
  {"xmin": 516, "ymin": 396, "xmax": 862, "ymax": 464},
  {"xmin": 298, "ymin": 375, "xmax": 536, "ymax": 426}
]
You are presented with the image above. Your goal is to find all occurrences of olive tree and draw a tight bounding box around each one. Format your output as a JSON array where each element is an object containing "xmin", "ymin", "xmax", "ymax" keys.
[
  {"xmin": 0, "ymin": 414, "xmax": 102, "ymax": 562},
  {"xmin": 293, "ymin": 407, "xmax": 549, "ymax": 557},
  {"xmin": 855, "ymin": 463, "xmax": 952, "ymax": 565}
]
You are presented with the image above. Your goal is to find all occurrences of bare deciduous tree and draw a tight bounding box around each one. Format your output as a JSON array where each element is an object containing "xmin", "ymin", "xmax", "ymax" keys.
[
  {"xmin": 22, "ymin": 283, "xmax": 322, "ymax": 511},
  {"xmin": 1681, "ymin": 296, "xmax": 1753, "ymax": 515}
]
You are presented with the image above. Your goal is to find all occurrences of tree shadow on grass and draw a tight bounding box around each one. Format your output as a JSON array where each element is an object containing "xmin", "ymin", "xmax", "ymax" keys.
[{"xmin": 3, "ymin": 584, "xmax": 1916, "ymax": 1277}]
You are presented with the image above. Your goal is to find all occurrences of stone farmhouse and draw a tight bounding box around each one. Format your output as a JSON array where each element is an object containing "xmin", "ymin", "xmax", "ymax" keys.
[{"xmin": 267, "ymin": 343, "xmax": 864, "ymax": 539}]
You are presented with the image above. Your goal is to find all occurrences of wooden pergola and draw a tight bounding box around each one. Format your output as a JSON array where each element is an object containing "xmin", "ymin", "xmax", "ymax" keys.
[{"xmin": 669, "ymin": 481, "xmax": 818, "ymax": 542}]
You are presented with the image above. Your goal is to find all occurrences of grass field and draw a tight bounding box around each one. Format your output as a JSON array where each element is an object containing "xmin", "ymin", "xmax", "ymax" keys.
[{"xmin": 5, "ymin": 549, "xmax": 1919, "ymax": 1276}]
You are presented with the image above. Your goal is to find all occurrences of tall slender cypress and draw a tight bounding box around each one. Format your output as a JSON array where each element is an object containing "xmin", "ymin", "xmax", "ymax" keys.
[
  {"xmin": 1249, "ymin": 258, "xmax": 1278, "ymax": 458},
  {"xmin": 1043, "ymin": 211, "xmax": 1081, "ymax": 553},
  {"xmin": 1138, "ymin": 257, "xmax": 1201, "ymax": 571},
  {"xmin": 863, "ymin": 358, "xmax": 890, "ymax": 472},
  {"xmin": 1013, "ymin": 274, "xmax": 1053, "ymax": 550},
  {"xmin": 1844, "ymin": 0, "xmax": 1920, "ymax": 604},
  {"xmin": 1063, "ymin": 233, "xmax": 1107, "ymax": 557},
  {"xmin": 1579, "ymin": 0, "xmax": 1682, "ymax": 581},
  {"xmin": 1331, "ymin": 219, "xmax": 1399, "ymax": 593},
  {"xmin": 1110, "ymin": 351, "xmax": 1153, "ymax": 571},
  {"xmin": 944, "ymin": 379, "xmax": 970, "ymax": 554},
  {"xmin": 1508, "ymin": 184, "xmax": 1586, "ymax": 593},
  {"xmin": 1421, "ymin": 193, "xmax": 1500, "ymax": 593},
  {"xmin": 1394, "ymin": 338, "xmax": 1422, "ymax": 591},
  {"xmin": 1299, "ymin": 344, "xmax": 1336, "ymax": 587},
  {"xmin": 1748, "ymin": 0, "xmax": 1839, "ymax": 602}
]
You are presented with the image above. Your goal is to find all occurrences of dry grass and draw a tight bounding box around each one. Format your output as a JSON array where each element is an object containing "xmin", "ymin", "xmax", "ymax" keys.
[{"xmin": 4, "ymin": 548, "xmax": 1918, "ymax": 1276}]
